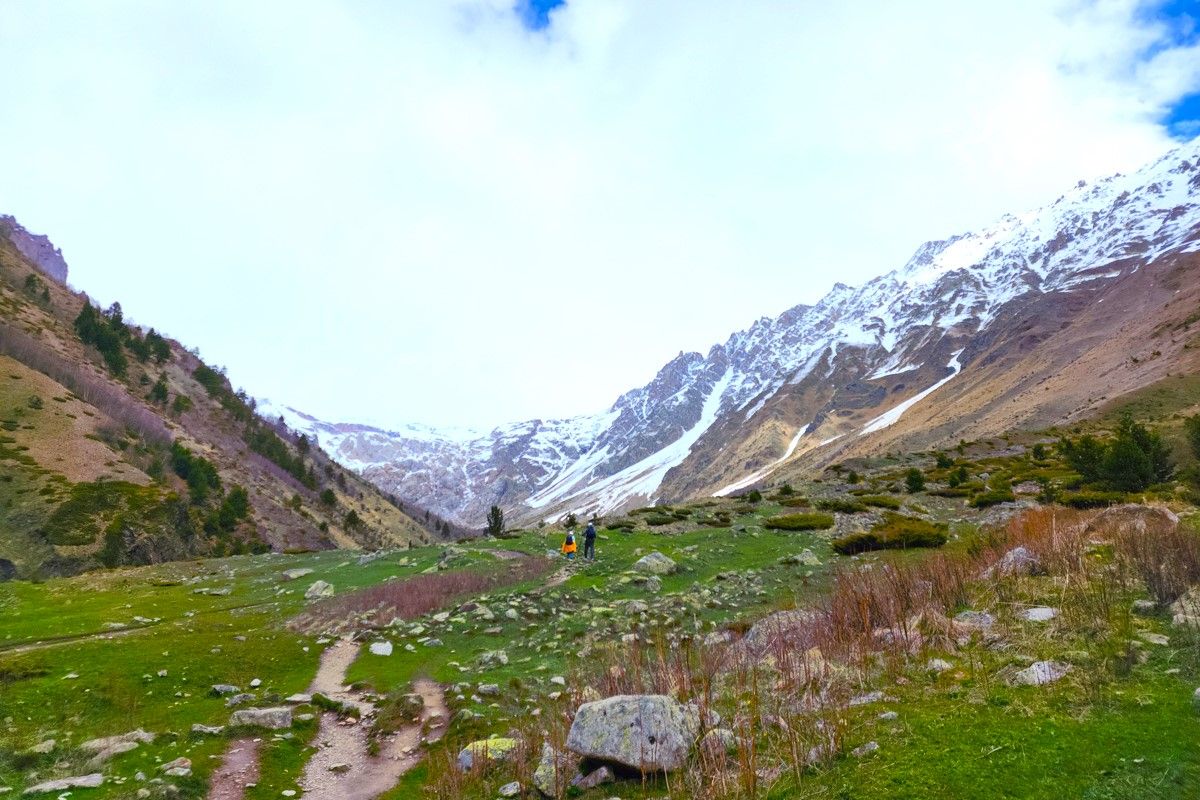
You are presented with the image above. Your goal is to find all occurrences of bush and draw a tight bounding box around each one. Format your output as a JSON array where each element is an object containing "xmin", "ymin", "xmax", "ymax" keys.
[
  {"xmin": 859, "ymin": 495, "xmax": 902, "ymax": 510},
  {"xmin": 645, "ymin": 514, "xmax": 676, "ymax": 526},
  {"xmin": 831, "ymin": 513, "xmax": 948, "ymax": 555},
  {"xmin": 969, "ymin": 489, "xmax": 1015, "ymax": 508},
  {"xmin": 929, "ymin": 487, "xmax": 972, "ymax": 497},
  {"xmin": 1059, "ymin": 490, "xmax": 1125, "ymax": 509},
  {"xmin": 738, "ymin": 489, "xmax": 763, "ymax": 503},
  {"xmin": 763, "ymin": 513, "xmax": 835, "ymax": 531},
  {"xmin": 904, "ymin": 468, "xmax": 926, "ymax": 493},
  {"xmin": 779, "ymin": 496, "xmax": 811, "ymax": 508},
  {"xmin": 814, "ymin": 498, "xmax": 867, "ymax": 513}
]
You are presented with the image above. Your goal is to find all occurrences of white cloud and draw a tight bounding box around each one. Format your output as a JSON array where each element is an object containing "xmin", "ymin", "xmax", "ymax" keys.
[{"xmin": 0, "ymin": 0, "xmax": 1197, "ymax": 428}]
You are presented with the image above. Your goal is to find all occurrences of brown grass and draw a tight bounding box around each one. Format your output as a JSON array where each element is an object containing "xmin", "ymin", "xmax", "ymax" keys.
[{"xmin": 292, "ymin": 557, "xmax": 555, "ymax": 633}]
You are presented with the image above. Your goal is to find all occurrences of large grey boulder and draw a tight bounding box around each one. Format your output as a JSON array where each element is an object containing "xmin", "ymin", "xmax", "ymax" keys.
[
  {"xmin": 1085, "ymin": 504, "xmax": 1179, "ymax": 534},
  {"xmin": 566, "ymin": 694, "xmax": 700, "ymax": 772},
  {"xmin": 281, "ymin": 568, "xmax": 314, "ymax": 581},
  {"xmin": 229, "ymin": 706, "xmax": 293, "ymax": 729},
  {"xmin": 632, "ymin": 552, "xmax": 677, "ymax": 575}
]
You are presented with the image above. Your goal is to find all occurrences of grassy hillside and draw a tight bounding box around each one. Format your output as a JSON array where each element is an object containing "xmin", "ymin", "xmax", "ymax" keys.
[
  {"xmin": 1, "ymin": 457, "xmax": 1197, "ymax": 798},
  {"xmin": 0, "ymin": 230, "xmax": 444, "ymax": 579}
]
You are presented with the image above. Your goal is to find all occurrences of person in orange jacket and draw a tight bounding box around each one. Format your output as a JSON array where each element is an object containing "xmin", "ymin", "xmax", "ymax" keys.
[{"xmin": 561, "ymin": 529, "xmax": 578, "ymax": 559}]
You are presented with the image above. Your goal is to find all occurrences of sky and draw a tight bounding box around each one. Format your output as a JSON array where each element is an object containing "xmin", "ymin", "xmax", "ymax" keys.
[{"xmin": 1, "ymin": 1, "xmax": 1199, "ymax": 431}]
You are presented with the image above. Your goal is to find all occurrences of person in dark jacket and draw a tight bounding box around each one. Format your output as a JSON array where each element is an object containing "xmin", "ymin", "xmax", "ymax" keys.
[{"xmin": 583, "ymin": 521, "xmax": 597, "ymax": 560}]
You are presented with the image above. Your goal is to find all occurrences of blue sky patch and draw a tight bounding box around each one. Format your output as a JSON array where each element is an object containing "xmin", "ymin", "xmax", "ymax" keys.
[{"xmin": 516, "ymin": 0, "xmax": 565, "ymax": 30}]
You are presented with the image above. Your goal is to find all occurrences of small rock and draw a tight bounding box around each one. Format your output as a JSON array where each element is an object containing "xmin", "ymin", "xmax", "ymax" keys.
[
  {"xmin": 229, "ymin": 706, "xmax": 293, "ymax": 729},
  {"xmin": 632, "ymin": 552, "xmax": 678, "ymax": 575},
  {"xmin": 280, "ymin": 568, "xmax": 313, "ymax": 581},
  {"xmin": 1020, "ymin": 606, "xmax": 1059, "ymax": 622},
  {"xmin": 1012, "ymin": 660, "xmax": 1070, "ymax": 686},
  {"xmin": 21, "ymin": 774, "xmax": 104, "ymax": 793},
  {"xmin": 572, "ymin": 764, "xmax": 615, "ymax": 790},
  {"xmin": 498, "ymin": 781, "xmax": 521, "ymax": 798},
  {"xmin": 250, "ymin": 678, "xmax": 262, "ymax": 688},
  {"xmin": 456, "ymin": 737, "xmax": 519, "ymax": 771},
  {"xmin": 533, "ymin": 741, "xmax": 577, "ymax": 797},
  {"xmin": 369, "ymin": 641, "xmax": 393, "ymax": 657},
  {"xmin": 161, "ymin": 757, "xmax": 192, "ymax": 778},
  {"xmin": 927, "ymin": 658, "xmax": 953, "ymax": 673},
  {"xmin": 191, "ymin": 724, "xmax": 225, "ymax": 736},
  {"xmin": 852, "ymin": 741, "xmax": 880, "ymax": 757},
  {"xmin": 211, "ymin": 684, "xmax": 240, "ymax": 696},
  {"xmin": 304, "ymin": 580, "xmax": 335, "ymax": 600}
]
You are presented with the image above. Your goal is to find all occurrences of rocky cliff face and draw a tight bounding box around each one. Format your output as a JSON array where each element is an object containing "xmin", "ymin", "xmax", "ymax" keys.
[
  {"xmin": 0, "ymin": 215, "xmax": 70, "ymax": 283},
  {"xmin": 278, "ymin": 138, "xmax": 1200, "ymax": 526}
]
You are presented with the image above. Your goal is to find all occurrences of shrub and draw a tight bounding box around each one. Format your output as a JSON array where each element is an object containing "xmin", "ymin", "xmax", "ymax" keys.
[
  {"xmin": 847, "ymin": 470, "xmax": 860, "ymax": 485},
  {"xmin": 171, "ymin": 394, "xmax": 193, "ymax": 416},
  {"xmin": 858, "ymin": 495, "xmax": 902, "ymax": 510},
  {"xmin": 814, "ymin": 498, "xmax": 867, "ymax": 513},
  {"xmin": 738, "ymin": 489, "xmax": 763, "ymax": 503},
  {"xmin": 779, "ymin": 496, "xmax": 811, "ymax": 508},
  {"xmin": 1059, "ymin": 491, "xmax": 1125, "ymax": 509},
  {"xmin": 969, "ymin": 489, "xmax": 1015, "ymax": 508},
  {"xmin": 320, "ymin": 488, "xmax": 337, "ymax": 506},
  {"xmin": 831, "ymin": 513, "xmax": 948, "ymax": 555},
  {"xmin": 904, "ymin": 468, "xmax": 926, "ymax": 493},
  {"xmin": 645, "ymin": 514, "xmax": 676, "ymax": 526},
  {"xmin": 929, "ymin": 487, "xmax": 972, "ymax": 497},
  {"xmin": 934, "ymin": 452, "xmax": 954, "ymax": 469},
  {"xmin": 763, "ymin": 513, "xmax": 835, "ymax": 531}
]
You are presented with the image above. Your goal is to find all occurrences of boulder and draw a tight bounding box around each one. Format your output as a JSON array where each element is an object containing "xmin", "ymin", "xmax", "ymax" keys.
[
  {"xmin": 305, "ymin": 580, "xmax": 335, "ymax": 600},
  {"xmin": 1170, "ymin": 586, "xmax": 1200, "ymax": 629},
  {"xmin": 632, "ymin": 552, "xmax": 677, "ymax": 575},
  {"xmin": 1085, "ymin": 504, "xmax": 1179, "ymax": 535},
  {"xmin": 210, "ymin": 684, "xmax": 240, "ymax": 696},
  {"xmin": 369, "ymin": 641, "xmax": 393, "ymax": 656},
  {"xmin": 983, "ymin": 546, "xmax": 1042, "ymax": 579},
  {"xmin": 778, "ymin": 549, "xmax": 822, "ymax": 567},
  {"xmin": 533, "ymin": 741, "xmax": 577, "ymax": 797},
  {"xmin": 954, "ymin": 610, "xmax": 996, "ymax": 630},
  {"xmin": 191, "ymin": 724, "xmax": 225, "ymax": 736},
  {"xmin": 456, "ymin": 737, "xmax": 519, "ymax": 771},
  {"xmin": 1012, "ymin": 660, "xmax": 1070, "ymax": 686},
  {"xmin": 229, "ymin": 706, "xmax": 293, "ymax": 729},
  {"xmin": 22, "ymin": 774, "xmax": 104, "ymax": 794},
  {"xmin": 565, "ymin": 694, "xmax": 700, "ymax": 772},
  {"xmin": 498, "ymin": 782, "xmax": 522, "ymax": 798},
  {"xmin": 280, "ymin": 568, "xmax": 314, "ymax": 581}
]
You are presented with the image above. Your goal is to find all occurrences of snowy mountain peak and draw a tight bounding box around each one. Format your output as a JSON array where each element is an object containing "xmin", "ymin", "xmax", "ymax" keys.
[{"xmin": 283, "ymin": 138, "xmax": 1200, "ymax": 526}]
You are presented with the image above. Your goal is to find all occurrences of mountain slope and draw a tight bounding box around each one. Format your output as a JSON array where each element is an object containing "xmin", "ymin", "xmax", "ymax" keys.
[
  {"xmin": 0, "ymin": 219, "xmax": 453, "ymax": 578},
  {"xmin": 279, "ymin": 138, "xmax": 1200, "ymax": 526}
]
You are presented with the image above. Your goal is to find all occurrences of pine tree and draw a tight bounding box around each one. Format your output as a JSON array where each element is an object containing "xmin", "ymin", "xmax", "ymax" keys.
[
  {"xmin": 905, "ymin": 468, "xmax": 925, "ymax": 493},
  {"xmin": 486, "ymin": 505, "xmax": 504, "ymax": 537}
]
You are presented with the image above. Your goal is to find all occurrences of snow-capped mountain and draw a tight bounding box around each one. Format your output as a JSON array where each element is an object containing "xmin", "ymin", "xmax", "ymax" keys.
[{"xmin": 278, "ymin": 138, "xmax": 1200, "ymax": 527}]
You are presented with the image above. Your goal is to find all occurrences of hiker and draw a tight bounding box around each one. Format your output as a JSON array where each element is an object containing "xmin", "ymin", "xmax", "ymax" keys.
[
  {"xmin": 583, "ymin": 521, "xmax": 597, "ymax": 560},
  {"xmin": 561, "ymin": 529, "xmax": 577, "ymax": 560}
]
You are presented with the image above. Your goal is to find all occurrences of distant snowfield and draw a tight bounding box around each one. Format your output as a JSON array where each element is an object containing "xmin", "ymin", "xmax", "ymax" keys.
[
  {"xmin": 713, "ymin": 424, "xmax": 811, "ymax": 497},
  {"xmin": 859, "ymin": 349, "xmax": 965, "ymax": 436},
  {"xmin": 529, "ymin": 368, "xmax": 735, "ymax": 515}
]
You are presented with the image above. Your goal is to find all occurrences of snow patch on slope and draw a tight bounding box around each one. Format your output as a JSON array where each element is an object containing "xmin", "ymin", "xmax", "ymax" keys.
[{"xmin": 860, "ymin": 350, "xmax": 964, "ymax": 436}]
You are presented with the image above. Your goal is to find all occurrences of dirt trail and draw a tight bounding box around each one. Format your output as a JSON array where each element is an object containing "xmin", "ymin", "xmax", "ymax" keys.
[
  {"xmin": 299, "ymin": 640, "xmax": 448, "ymax": 800},
  {"xmin": 206, "ymin": 739, "xmax": 260, "ymax": 800}
]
